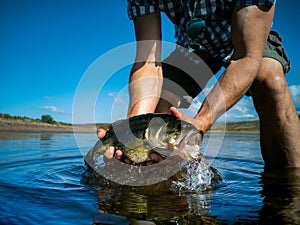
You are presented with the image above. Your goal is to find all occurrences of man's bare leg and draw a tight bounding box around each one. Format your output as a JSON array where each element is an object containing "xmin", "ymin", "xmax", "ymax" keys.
[
  {"xmin": 251, "ymin": 58, "xmax": 300, "ymax": 168},
  {"xmin": 155, "ymin": 89, "xmax": 182, "ymax": 113}
]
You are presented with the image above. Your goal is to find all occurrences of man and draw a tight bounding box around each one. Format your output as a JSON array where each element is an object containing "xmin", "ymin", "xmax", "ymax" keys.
[{"xmin": 99, "ymin": 0, "xmax": 300, "ymax": 168}]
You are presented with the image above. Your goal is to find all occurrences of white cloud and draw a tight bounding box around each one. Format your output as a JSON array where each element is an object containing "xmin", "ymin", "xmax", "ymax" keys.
[
  {"xmin": 218, "ymin": 97, "xmax": 257, "ymax": 122},
  {"xmin": 183, "ymin": 93, "xmax": 257, "ymax": 123},
  {"xmin": 289, "ymin": 85, "xmax": 300, "ymax": 113},
  {"xmin": 43, "ymin": 96, "xmax": 53, "ymax": 100},
  {"xmin": 108, "ymin": 92, "xmax": 117, "ymax": 97},
  {"xmin": 40, "ymin": 106, "xmax": 65, "ymax": 113},
  {"xmin": 115, "ymin": 97, "xmax": 126, "ymax": 104},
  {"xmin": 108, "ymin": 92, "xmax": 127, "ymax": 104}
]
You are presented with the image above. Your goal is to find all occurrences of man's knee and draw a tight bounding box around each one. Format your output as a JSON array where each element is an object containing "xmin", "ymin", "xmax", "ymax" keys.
[{"xmin": 257, "ymin": 58, "xmax": 287, "ymax": 95}]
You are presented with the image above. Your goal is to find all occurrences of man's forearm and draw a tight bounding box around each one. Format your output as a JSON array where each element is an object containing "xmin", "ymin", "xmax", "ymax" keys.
[
  {"xmin": 128, "ymin": 61, "xmax": 163, "ymax": 117},
  {"xmin": 128, "ymin": 13, "xmax": 163, "ymax": 118},
  {"xmin": 195, "ymin": 5, "xmax": 273, "ymax": 133},
  {"xmin": 195, "ymin": 57, "xmax": 261, "ymax": 132}
]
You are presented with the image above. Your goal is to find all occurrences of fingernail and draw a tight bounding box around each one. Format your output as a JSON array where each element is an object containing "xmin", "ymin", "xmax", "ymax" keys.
[{"xmin": 108, "ymin": 147, "xmax": 114, "ymax": 153}]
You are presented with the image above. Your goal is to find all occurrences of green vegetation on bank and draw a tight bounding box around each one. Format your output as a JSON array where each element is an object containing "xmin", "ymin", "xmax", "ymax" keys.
[{"xmin": 0, "ymin": 113, "xmax": 72, "ymax": 126}]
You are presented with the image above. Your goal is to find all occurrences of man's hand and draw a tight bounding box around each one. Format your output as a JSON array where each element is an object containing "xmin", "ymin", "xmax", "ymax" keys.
[
  {"xmin": 97, "ymin": 128, "xmax": 125, "ymax": 162},
  {"xmin": 97, "ymin": 127, "xmax": 164, "ymax": 165},
  {"xmin": 170, "ymin": 107, "xmax": 204, "ymax": 135}
]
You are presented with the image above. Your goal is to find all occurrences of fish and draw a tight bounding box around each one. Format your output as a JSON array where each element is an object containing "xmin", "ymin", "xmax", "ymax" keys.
[{"xmin": 85, "ymin": 113, "xmax": 202, "ymax": 166}]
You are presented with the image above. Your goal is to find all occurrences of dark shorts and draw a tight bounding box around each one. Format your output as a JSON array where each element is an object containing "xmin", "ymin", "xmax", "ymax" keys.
[
  {"xmin": 264, "ymin": 30, "xmax": 291, "ymax": 73},
  {"xmin": 162, "ymin": 30, "xmax": 291, "ymax": 107}
]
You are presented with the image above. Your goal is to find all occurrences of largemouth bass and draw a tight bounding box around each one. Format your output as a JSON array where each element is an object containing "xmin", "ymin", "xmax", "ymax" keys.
[{"xmin": 85, "ymin": 113, "xmax": 202, "ymax": 166}]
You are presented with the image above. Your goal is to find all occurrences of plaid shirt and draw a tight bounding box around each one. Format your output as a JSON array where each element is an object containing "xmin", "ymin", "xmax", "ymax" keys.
[{"xmin": 127, "ymin": 0, "xmax": 275, "ymax": 59}]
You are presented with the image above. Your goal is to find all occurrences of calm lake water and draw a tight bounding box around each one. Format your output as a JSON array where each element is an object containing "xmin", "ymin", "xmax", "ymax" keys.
[{"xmin": 0, "ymin": 131, "xmax": 299, "ymax": 225}]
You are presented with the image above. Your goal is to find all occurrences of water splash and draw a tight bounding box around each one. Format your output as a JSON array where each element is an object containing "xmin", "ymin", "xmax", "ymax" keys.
[
  {"xmin": 171, "ymin": 156, "xmax": 221, "ymax": 192},
  {"xmin": 89, "ymin": 149, "xmax": 222, "ymax": 190}
]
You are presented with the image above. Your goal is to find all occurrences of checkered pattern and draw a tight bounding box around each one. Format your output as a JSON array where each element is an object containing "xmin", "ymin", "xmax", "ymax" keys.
[{"xmin": 127, "ymin": 0, "xmax": 275, "ymax": 59}]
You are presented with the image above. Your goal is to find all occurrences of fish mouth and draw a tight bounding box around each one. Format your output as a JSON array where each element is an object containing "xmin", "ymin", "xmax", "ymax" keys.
[
  {"xmin": 145, "ymin": 126, "xmax": 202, "ymax": 161},
  {"xmin": 144, "ymin": 116, "xmax": 202, "ymax": 161},
  {"xmin": 171, "ymin": 130, "xmax": 202, "ymax": 160}
]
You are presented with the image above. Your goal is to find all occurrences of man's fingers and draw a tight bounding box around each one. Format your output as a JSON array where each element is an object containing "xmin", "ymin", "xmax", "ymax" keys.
[
  {"xmin": 97, "ymin": 128, "xmax": 107, "ymax": 139},
  {"xmin": 114, "ymin": 149, "xmax": 123, "ymax": 161},
  {"xmin": 103, "ymin": 146, "xmax": 115, "ymax": 162},
  {"xmin": 149, "ymin": 152, "xmax": 165, "ymax": 163},
  {"xmin": 170, "ymin": 106, "xmax": 182, "ymax": 119},
  {"xmin": 124, "ymin": 158, "xmax": 133, "ymax": 165},
  {"xmin": 103, "ymin": 147, "xmax": 126, "ymax": 163}
]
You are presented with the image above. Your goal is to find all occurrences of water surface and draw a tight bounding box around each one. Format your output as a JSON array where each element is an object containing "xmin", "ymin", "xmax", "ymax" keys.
[{"xmin": 0, "ymin": 131, "xmax": 299, "ymax": 224}]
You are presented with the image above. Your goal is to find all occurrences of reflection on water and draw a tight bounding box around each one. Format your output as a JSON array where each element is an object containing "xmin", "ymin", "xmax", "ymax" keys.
[
  {"xmin": 39, "ymin": 133, "xmax": 52, "ymax": 141},
  {"xmin": 1, "ymin": 131, "xmax": 300, "ymax": 224},
  {"xmin": 82, "ymin": 158, "xmax": 224, "ymax": 224},
  {"xmin": 39, "ymin": 133, "xmax": 53, "ymax": 148},
  {"xmin": 94, "ymin": 189, "xmax": 220, "ymax": 225},
  {"xmin": 259, "ymin": 169, "xmax": 300, "ymax": 224}
]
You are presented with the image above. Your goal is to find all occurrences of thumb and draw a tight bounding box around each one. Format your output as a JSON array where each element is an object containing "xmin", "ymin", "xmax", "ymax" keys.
[{"xmin": 170, "ymin": 106, "xmax": 183, "ymax": 120}]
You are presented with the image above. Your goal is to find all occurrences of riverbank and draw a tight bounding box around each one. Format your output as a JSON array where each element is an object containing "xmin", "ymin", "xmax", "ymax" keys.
[
  {"xmin": 0, "ymin": 118, "xmax": 95, "ymax": 133},
  {"xmin": 209, "ymin": 120, "xmax": 260, "ymax": 134},
  {"xmin": 0, "ymin": 117, "xmax": 260, "ymax": 134}
]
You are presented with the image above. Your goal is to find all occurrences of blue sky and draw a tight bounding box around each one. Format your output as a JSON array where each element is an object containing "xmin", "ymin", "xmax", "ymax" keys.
[{"xmin": 1, "ymin": 1, "xmax": 299, "ymax": 124}]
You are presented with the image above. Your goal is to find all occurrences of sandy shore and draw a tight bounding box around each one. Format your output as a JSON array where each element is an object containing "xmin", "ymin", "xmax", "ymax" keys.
[{"xmin": 0, "ymin": 118, "xmax": 96, "ymax": 133}]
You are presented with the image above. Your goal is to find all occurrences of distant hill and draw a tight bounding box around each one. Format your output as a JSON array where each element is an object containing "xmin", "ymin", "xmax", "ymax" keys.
[
  {"xmin": 211, "ymin": 115, "xmax": 299, "ymax": 133},
  {"xmin": 0, "ymin": 113, "xmax": 75, "ymax": 132},
  {"xmin": 210, "ymin": 120, "xmax": 259, "ymax": 133}
]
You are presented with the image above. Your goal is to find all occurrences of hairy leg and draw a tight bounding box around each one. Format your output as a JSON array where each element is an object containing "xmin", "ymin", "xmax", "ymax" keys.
[{"xmin": 251, "ymin": 58, "xmax": 300, "ymax": 168}]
